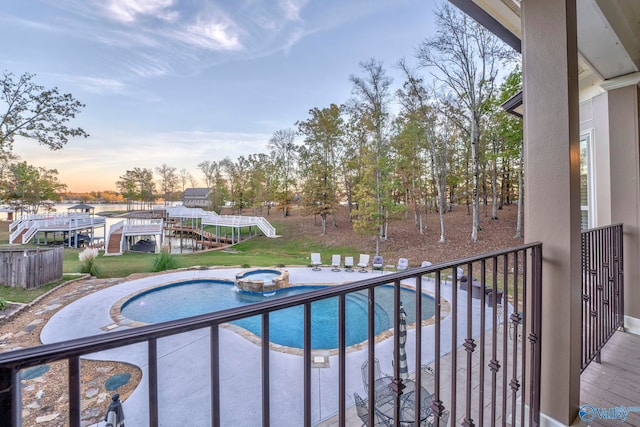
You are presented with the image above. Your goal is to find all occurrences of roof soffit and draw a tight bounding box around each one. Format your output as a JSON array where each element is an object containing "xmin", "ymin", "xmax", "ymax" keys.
[
  {"xmin": 577, "ymin": 0, "xmax": 639, "ymax": 80},
  {"xmin": 454, "ymin": 0, "xmax": 640, "ymax": 82},
  {"xmin": 472, "ymin": 0, "xmax": 521, "ymax": 38}
]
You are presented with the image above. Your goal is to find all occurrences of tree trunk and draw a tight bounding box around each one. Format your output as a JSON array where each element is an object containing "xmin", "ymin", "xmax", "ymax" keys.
[
  {"xmin": 431, "ymin": 146, "xmax": 447, "ymax": 242},
  {"xmin": 514, "ymin": 141, "xmax": 524, "ymax": 238},
  {"xmin": 491, "ymin": 155, "xmax": 498, "ymax": 220},
  {"xmin": 471, "ymin": 117, "xmax": 481, "ymax": 242}
]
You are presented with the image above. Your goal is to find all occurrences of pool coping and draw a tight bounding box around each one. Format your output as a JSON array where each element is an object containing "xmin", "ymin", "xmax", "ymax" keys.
[{"xmin": 109, "ymin": 276, "xmax": 450, "ymax": 357}]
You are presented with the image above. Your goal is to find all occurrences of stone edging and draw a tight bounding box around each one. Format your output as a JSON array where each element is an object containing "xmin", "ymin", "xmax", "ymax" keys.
[{"xmin": 109, "ymin": 275, "xmax": 450, "ymax": 357}]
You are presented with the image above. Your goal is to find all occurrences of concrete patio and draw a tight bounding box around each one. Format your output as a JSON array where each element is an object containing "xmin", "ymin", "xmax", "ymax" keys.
[{"xmin": 40, "ymin": 266, "xmax": 496, "ymax": 426}]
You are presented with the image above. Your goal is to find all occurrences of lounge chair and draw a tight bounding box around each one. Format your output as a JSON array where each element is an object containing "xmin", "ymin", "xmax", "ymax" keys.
[
  {"xmin": 420, "ymin": 261, "xmax": 435, "ymax": 281},
  {"xmin": 372, "ymin": 255, "xmax": 384, "ymax": 272},
  {"xmin": 357, "ymin": 254, "xmax": 370, "ymax": 272},
  {"xmin": 396, "ymin": 258, "xmax": 409, "ymax": 271},
  {"xmin": 310, "ymin": 253, "xmax": 322, "ymax": 271},
  {"xmin": 331, "ymin": 254, "xmax": 341, "ymax": 272},
  {"xmin": 449, "ymin": 266, "xmax": 464, "ymax": 279},
  {"xmin": 344, "ymin": 256, "xmax": 354, "ymax": 272}
]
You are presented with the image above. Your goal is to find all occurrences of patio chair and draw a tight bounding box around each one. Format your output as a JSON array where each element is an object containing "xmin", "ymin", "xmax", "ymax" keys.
[
  {"xmin": 344, "ymin": 256, "xmax": 354, "ymax": 272},
  {"xmin": 361, "ymin": 358, "xmax": 387, "ymax": 393},
  {"xmin": 396, "ymin": 258, "xmax": 409, "ymax": 271},
  {"xmin": 354, "ymin": 392, "xmax": 391, "ymax": 427},
  {"xmin": 310, "ymin": 253, "xmax": 322, "ymax": 271},
  {"xmin": 353, "ymin": 392, "xmax": 369, "ymax": 426},
  {"xmin": 425, "ymin": 409, "xmax": 450, "ymax": 427},
  {"xmin": 372, "ymin": 255, "xmax": 384, "ymax": 272},
  {"xmin": 331, "ymin": 254, "xmax": 341, "ymax": 271},
  {"xmin": 357, "ymin": 254, "xmax": 370, "ymax": 272}
]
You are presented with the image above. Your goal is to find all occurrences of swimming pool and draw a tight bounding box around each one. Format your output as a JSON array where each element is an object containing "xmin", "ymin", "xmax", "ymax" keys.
[{"xmin": 120, "ymin": 280, "xmax": 435, "ymax": 350}]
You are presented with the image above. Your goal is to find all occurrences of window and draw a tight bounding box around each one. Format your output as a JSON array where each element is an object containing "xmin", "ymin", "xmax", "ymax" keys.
[{"xmin": 580, "ymin": 132, "xmax": 595, "ymax": 229}]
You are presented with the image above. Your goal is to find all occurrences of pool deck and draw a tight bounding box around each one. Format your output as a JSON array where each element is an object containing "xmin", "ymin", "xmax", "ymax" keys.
[{"xmin": 40, "ymin": 267, "xmax": 494, "ymax": 426}]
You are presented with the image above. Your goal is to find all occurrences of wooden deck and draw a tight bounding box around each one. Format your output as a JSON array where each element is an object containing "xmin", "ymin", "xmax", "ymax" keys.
[{"xmin": 580, "ymin": 330, "xmax": 640, "ymax": 427}]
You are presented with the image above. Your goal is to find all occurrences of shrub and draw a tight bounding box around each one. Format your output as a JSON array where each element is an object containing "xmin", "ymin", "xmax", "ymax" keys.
[
  {"xmin": 153, "ymin": 247, "xmax": 178, "ymax": 272},
  {"xmin": 241, "ymin": 263, "xmax": 251, "ymax": 269},
  {"xmin": 0, "ymin": 298, "xmax": 7, "ymax": 311},
  {"xmin": 78, "ymin": 248, "xmax": 100, "ymax": 276}
]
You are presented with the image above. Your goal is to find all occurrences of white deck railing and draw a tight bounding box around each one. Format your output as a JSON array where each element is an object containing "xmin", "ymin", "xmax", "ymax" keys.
[
  {"xmin": 9, "ymin": 214, "xmax": 106, "ymax": 244},
  {"xmin": 164, "ymin": 206, "xmax": 276, "ymax": 238}
]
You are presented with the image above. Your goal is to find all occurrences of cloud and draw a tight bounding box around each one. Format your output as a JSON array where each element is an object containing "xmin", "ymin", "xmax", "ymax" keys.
[
  {"xmin": 71, "ymin": 76, "xmax": 126, "ymax": 94},
  {"xmin": 123, "ymin": 53, "xmax": 173, "ymax": 78},
  {"xmin": 278, "ymin": 0, "xmax": 309, "ymax": 21},
  {"xmin": 103, "ymin": 0, "xmax": 177, "ymax": 23},
  {"xmin": 0, "ymin": 15, "xmax": 63, "ymax": 33},
  {"xmin": 95, "ymin": 29, "xmax": 161, "ymax": 49},
  {"xmin": 178, "ymin": 16, "xmax": 242, "ymax": 51}
]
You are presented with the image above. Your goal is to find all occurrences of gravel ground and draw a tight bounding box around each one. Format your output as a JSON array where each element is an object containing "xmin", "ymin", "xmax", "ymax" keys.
[{"xmin": 0, "ymin": 276, "xmax": 142, "ymax": 427}]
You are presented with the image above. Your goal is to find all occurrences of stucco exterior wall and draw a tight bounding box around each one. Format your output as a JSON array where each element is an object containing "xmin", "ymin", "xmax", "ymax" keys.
[{"xmin": 608, "ymin": 85, "xmax": 640, "ymax": 325}]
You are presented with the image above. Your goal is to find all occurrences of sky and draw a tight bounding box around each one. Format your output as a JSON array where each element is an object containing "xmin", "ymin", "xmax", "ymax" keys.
[{"xmin": 1, "ymin": 0, "xmax": 438, "ymax": 192}]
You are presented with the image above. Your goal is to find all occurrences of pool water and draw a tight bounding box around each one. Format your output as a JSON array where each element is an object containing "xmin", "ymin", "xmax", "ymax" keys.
[
  {"xmin": 239, "ymin": 271, "xmax": 279, "ymax": 281},
  {"xmin": 121, "ymin": 280, "xmax": 435, "ymax": 350}
]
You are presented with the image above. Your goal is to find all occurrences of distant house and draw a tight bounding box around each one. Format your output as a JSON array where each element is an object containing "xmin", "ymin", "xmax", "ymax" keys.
[{"xmin": 183, "ymin": 188, "xmax": 212, "ymax": 208}]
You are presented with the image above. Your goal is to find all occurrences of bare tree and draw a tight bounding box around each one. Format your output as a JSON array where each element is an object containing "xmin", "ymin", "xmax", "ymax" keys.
[
  {"xmin": 188, "ymin": 174, "xmax": 199, "ymax": 188},
  {"xmin": 396, "ymin": 60, "xmax": 448, "ymax": 242},
  {"xmin": 178, "ymin": 168, "xmax": 194, "ymax": 191},
  {"xmin": 156, "ymin": 163, "xmax": 178, "ymax": 206},
  {"xmin": 515, "ymin": 141, "xmax": 524, "ymax": 238},
  {"xmin": 416, "ymin": 4, "xmax": 513, "ymax": 242},
  {"xmin": 268, "ymin": 129, "xmax": 298, "ymax": 217},
  {"xmin": 197, "ymin": 160, "xmax": 217, "ymax": 188},
  {"xmin": 349, "ymin": 58, "xmax": 394, "ymax": 255}
]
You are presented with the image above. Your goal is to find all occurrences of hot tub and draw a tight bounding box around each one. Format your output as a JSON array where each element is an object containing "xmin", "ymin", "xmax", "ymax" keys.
[{"xmin": 235, "ymin": 268, "xmax": 290, "ymax": 294}]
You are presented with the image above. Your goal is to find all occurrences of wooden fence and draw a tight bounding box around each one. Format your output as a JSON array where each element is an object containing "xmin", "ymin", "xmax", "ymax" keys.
[{"xmin": 0, "ymin": 247, "xmax": 63, "ymax": 289}]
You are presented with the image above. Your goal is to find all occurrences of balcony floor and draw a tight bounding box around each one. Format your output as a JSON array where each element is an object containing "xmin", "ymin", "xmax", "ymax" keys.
[
  {"xmin": 318, "ymin": 313, "xmax": 526, "ymax": 426},
  {"xmin": 580, "ymin": 330, "xmax": 640, "ymax": 426},
  {"xmin": 318, "ymin": 330, "xmax": 640, "ymax": 427}
]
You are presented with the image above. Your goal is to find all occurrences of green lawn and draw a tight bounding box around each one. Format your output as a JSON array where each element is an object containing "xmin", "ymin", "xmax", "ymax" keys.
[
  {"xmin": 0, "ymin": 216, "xmax": 359, "ymax": 304},
  {"xmin": 63, "ymin": 218, "xmax": 358, "ymax": 278},
  {"xmin": 0, "ymin": 275, "xmax": 83, "ymax": 304}
]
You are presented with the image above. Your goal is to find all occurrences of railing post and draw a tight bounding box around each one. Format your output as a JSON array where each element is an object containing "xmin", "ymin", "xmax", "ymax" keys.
[
  {"xmin": 530, "ymin": 244, "xmax": 543, "ymax": 427},
  {"xmin": 0, "ymin": 366, "xmax": 20, "ymax": 427}
]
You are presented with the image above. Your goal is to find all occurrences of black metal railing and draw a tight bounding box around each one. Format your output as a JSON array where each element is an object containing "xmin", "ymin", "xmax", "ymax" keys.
[
  {"xmin": 0, "ymin": 243, "xmax": 543, "ymax": 426},
  {"xmin": 581, "ymin": 223, "xmax": 624, "ymax": 371}
]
